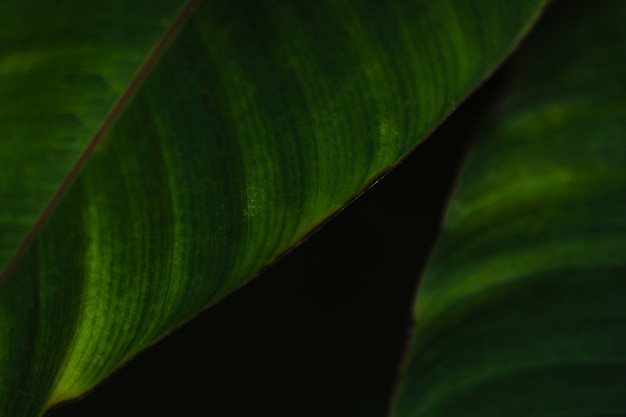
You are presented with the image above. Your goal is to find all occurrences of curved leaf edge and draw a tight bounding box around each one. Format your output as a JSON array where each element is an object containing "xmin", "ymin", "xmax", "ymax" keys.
[
  {"xmin": 385, "ymin": 1, "xmax": 553, "ymax": 414},
  {"xmin": 43, "ymin": 3, "xmax": 550, "ymax": 413}
]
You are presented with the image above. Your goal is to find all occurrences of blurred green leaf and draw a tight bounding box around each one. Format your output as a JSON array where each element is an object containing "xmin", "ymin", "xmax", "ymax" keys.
[
  {"xmin": 0, "ymin": 1, "xmax": 546, "ymax": 416},
  {"xmin": 393, "ymin": 1, "xmax": 626, "ymax": 415}
]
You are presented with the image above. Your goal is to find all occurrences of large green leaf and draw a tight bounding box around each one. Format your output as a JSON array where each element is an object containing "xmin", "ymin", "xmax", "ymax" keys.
[
  {"xmin": 0, "ymin": 1, "xmax": 546, "ymax": 416},
  {"xmin": 393, "ymin": 1, "xmax": 626, "ymax": 415}
]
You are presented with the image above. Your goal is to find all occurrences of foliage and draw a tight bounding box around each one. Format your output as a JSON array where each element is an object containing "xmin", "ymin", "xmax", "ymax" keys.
[{"xmin": 1, "ymin": 0, "xmax": 625, "ymax": 416}]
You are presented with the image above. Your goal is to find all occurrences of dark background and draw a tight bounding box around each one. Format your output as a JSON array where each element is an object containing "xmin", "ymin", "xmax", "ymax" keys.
[{"xmin": 46, "ymin": 50, "xmax": 510, "ymax": 417}]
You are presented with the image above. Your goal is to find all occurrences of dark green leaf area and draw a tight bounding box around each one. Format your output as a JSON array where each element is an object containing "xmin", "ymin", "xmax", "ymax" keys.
[
  {"xmin": 0, "ymin": 0, "xmax": 185, "ymax": 270},
  {"xmin": 399, "ymin": 267, "xmax": 626, "ymax": 417},
  {"xmin": 394, "ymin": 1, "xmax": 626, "ymax": 416},
  {"xmin": 0, "ymin": 1, "xmax": 546, "ymax": 415}
]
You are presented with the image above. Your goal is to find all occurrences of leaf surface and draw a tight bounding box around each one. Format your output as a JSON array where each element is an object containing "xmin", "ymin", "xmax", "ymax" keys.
[
  {"xmin": 0, "ymin": 0, "xmax": 187, "ymax": 271},
  {"xmin": 0, "ymin": 1, "xmax": 546, "ymax": 415},
  {"xmin": 393, "ymin": 1, "xmax": 626, "ymax": 415}
]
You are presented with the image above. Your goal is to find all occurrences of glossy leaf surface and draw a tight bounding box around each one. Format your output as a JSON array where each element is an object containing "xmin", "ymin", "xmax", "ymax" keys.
[
  {"xmin": 0, "ymin": 1, "xmax": 546, "ymax": 416},
  {"xmin": 393, "ymin": 1, "xmax": 626, "ymax": 415}
]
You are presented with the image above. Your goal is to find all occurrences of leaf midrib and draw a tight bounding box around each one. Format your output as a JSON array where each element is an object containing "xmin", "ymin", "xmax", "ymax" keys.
[{"xmin": 0, "ymin": 0, "xmax": 199, "ymax": 287}]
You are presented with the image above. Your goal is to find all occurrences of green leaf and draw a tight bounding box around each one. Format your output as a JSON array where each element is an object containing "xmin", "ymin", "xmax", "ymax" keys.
[
  {"xmin": 0, "ymin": 1, "xmax": 546, "ymax": 415},
  {"xmin": 393, "ymin": 1, "xmax": 626, "ymax": 415}
]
